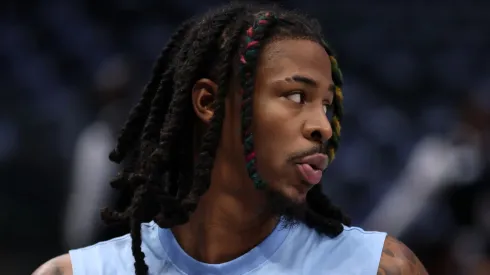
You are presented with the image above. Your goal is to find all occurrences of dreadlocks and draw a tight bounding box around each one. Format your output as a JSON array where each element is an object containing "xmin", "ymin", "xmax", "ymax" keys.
[{"xmin": 100, "ymin": 3, "xmax": 350, "ymax": 274}]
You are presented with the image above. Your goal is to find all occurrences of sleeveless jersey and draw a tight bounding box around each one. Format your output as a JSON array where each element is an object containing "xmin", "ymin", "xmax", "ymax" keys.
[{"xmin": 69, "ymin": 220, "xmax": 386, "ymax": 275}]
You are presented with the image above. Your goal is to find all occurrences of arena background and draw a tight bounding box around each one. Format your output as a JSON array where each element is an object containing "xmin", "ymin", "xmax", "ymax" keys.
[{"xmin": 1, "ymin": 0, "xmax": 489, "ymax": 274}]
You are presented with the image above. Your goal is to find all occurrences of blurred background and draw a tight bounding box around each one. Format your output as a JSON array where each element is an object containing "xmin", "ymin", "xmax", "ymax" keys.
[{"xmin": 1, "ymin": 0, "xmax": 489, "ymax": 274}]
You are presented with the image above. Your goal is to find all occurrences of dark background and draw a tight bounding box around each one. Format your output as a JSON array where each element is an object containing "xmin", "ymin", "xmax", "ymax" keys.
[{"xmin": 1, "ymin": 0, "xmax": 489, "ymax": 274}]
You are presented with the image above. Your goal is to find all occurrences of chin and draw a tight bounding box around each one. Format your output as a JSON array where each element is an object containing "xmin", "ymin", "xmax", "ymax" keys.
[
  {"xmin": 284, "ymin": 179, "xmax": 314, "ymax": 202},
  {"xmin": 285, "ymin": 186, "xmax": 308, "ymax": 204},
  {"xmin": 264, "ymin": 184, "xmax": 308, "ymax": 224}
]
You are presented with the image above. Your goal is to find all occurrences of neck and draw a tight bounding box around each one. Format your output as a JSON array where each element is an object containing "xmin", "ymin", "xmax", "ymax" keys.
[{"xmin": 171, "ymin": 183, "xmax": 279, "ymax": 264}]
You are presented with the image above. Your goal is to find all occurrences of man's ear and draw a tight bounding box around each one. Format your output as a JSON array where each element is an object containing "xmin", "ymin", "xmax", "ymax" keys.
[{"xmin": 191, "ymin": 78, "xmax": 218, "ymax": 124}]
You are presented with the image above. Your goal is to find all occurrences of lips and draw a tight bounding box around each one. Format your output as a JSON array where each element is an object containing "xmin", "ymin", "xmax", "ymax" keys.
[
  {"xmin": 295, "ymin": 153, "xmax": 328, "ymax": 185},
  {"xmin": 299, "ymin": 153, "xmax": 328, "ymax": 171}
]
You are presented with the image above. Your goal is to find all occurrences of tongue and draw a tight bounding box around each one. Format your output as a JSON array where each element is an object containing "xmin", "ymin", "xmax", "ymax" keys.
[{"xmin": 297, "ymin": 164, "xmax": 322, "ymax": 185}]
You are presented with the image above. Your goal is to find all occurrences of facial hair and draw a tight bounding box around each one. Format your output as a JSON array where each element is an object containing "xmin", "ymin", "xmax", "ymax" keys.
[{"xmin": 263, "ymin": 187, "xmax": 308, "ymax": 229}]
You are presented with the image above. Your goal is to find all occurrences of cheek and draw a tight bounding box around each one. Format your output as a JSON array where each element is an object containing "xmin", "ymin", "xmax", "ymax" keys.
[{"xmin": 252, "ymin": 100, "xmax": 294, "ymax": 180}]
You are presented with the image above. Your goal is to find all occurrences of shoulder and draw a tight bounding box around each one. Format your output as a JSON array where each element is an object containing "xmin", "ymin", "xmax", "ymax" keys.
[
  {"xmin": 67, "ymin": 223, "xmax": 162, "ymax": 274},
  {"xmin": 378, "ymin": 235, "xmax": 428, "ymax": 275},
  {"xmin": 32, "ymin": 254, "xmax": 73, "ymax": 275},
  {"xmin": 68, "ymin": 234, "xmax": 134, "ymax": 274},
  {"xmin": 336, "ymin": 225, "xmax": 388, "ymax": 252},
  {"xmin": 289, "ymin": 224, "xmax": 388, "ymax": 273},
  {"xmin": 294, "ymin": 224, "xmax": 387, "ymax": 253}
]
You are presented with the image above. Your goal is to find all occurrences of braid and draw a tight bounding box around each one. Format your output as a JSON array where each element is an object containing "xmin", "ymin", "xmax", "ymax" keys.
[
  {"xmin": 239, "ymin": 12, "xmax": 279, "ymax": 189},
  {"xmin": 181, "ymin": 17, "xmax": 248, "ymax": 213},
  {"xmin": 100, "ymin": 4, "xmax": 351, "ymax": 274},
  {"xmin": 152, "ymin": 10, "xmax": 247, "ymax": 222},
  {"xmin": 102, "ymin": 6, "xmax": 250, "ymax": 275},
  {"xmin": 108, "ymin": 20, "xmax": 194, "ymax": 164},
  {"xmin": 322, "ymin": 40, "xmax": 344, "ymax": 163},
  {"xmin": 304, "ymin": 184, "xmax": 351, "ymax": 236},
  {"xmin": 129, "ymin": 185, "xmax": 149, "ymax": 275}
]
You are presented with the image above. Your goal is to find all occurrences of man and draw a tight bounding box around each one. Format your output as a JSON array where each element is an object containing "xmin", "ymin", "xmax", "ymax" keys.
[{"xmin": 34, "ymin": 3, "xmax": 428, "ymax": 275}]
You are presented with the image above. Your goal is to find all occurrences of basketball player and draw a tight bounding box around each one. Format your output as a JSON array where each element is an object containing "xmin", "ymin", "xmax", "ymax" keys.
[{"xmin": 33, "ymin": 3, "xmax": 428, "ymax": 275}]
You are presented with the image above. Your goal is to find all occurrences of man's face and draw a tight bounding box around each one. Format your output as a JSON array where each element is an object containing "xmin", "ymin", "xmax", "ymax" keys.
[
  {"xmin": 249, "ymin": 39, "xmax": 335, "ymax": 204},
  {"xmin": 210, "ymin": 38, "xmax": 334, "ymax": 216}
]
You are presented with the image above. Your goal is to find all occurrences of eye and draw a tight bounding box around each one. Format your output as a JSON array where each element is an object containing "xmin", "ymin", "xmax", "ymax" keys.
[
  {"xmin": 323, "ymin": 103, "xmax": 333, "ymax": 114},
  {"xmin": 324, "ymin": 104, "xmax": 333, "ymax": 118},
  {"xmin": 285, "ymin": 91, "xmax": 305, "ymax": 104}
]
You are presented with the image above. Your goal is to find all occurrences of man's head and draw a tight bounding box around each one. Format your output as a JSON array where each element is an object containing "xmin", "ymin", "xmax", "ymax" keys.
[
  {"xmin": 244, "ymin": 38, "xmax": 335, "ymax": 201},
  {"xmin": 101, "ymin": 3, "xmax": 349, "ymax": 274}
]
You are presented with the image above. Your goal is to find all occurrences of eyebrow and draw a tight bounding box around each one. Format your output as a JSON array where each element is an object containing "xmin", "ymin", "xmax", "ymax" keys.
[
  {"xmin": 285, "ymin": 75, "xmax": 335, "ymax": 98},
  {"xmin": 285, "ymin": 75, "xmax": 317, "ymax": 87}
]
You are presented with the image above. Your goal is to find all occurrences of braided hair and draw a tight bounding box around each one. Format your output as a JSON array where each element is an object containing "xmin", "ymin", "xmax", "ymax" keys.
[{"xmin": 101, "ymin": 3, "xmax": 350, "ymax": 274}]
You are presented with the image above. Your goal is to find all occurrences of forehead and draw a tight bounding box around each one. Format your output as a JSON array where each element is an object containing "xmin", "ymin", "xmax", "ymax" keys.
[{"xmin": 256, "ymin": 39, "xmax": 332, "ymax": 84}]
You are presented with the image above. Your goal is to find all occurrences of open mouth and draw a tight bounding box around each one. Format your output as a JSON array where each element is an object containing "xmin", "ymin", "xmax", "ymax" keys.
[
  {"xmin": 294, "ymin": 153, "xmax": 328, "ymax": 185},
  {"xmin": 296, "ymin": 163, "xmax": 323, "ymax": 185},
  {"xmin": 309, "ymin": 164, "xmax": 320, "ymax": 170},
  {"xmin": 298, "ymin": 153, "xmax": 328, "ymax": 171}
]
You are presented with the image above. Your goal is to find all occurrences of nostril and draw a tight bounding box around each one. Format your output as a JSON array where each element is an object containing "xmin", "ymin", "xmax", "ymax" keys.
[{"xmin": 310, "ymin": 130, "xmax": 322, "ymax": 142}]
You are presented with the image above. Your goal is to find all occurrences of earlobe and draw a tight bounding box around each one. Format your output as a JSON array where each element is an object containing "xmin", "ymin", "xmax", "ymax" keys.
[{"xmin": 192, "ymin": 78, "xmax": 218, "ymax": 124}]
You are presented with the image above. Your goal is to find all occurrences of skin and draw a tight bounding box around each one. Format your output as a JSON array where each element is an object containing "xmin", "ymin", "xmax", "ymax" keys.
[
  {"xmin": 378, "ymin": 236, "xmax": 428, "ymax": 275},
  {"xmin": 33, "ymin": 39, "xmax": 428, "ymax": 274},
  {"xmin": 33, "ymin": 255, "xmax": 72, "ymax": 275}
]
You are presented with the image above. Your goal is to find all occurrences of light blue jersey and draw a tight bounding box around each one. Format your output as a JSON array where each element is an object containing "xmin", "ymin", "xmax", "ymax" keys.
[{"xmin": 69, "ymin": 219, "xmax": 386, "ymax": 275}]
